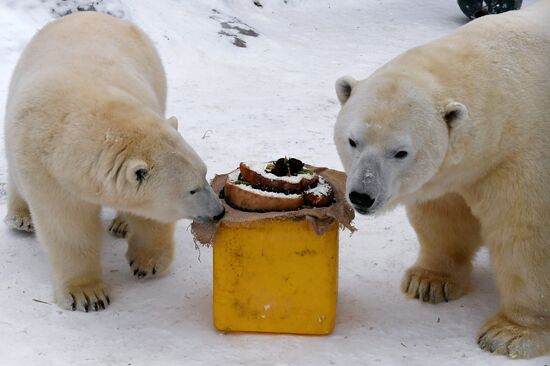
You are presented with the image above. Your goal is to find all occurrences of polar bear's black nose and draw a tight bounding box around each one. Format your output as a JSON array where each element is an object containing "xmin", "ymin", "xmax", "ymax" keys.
[
  {"xmin": 213, "ymin": 208, "xmax": 226, "ymax": 221},
  {"xmin": 349, "ymin": 191, "xmax": 375, "ymax": 208}
]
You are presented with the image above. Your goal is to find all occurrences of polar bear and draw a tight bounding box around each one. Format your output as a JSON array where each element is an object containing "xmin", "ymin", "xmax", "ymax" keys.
[
  {"xmin": 334, "ymin": 0, "xmax": 550, "ymax": 359},
  {"xmin": 4, "ymin": 12, "xmax": 225, "ymax": 312}
]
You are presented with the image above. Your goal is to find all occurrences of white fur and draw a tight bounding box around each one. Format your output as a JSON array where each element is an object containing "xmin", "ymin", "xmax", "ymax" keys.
[
  {"xmin": 4, "ymin": 12, "xmax": 224, "ymax": 312},
  {"xmin": 335, "ymin": 1, "xmax": 550, "ymax": 358}
]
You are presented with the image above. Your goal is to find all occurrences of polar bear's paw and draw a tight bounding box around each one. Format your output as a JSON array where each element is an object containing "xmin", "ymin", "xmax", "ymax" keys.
[
  {"xmin": 126, "ymin": 245, "xmax": 173, "ymax": 279},
  {"xmin": 477, "ymin": 314, "xmax": 550, "ymax": 359},
  {"xmin": 108, "ymin": 216, "xmax": 128, "ymax": 238},
  {"xmin": 58, "ymin": 279, "xmax": 111, "ymax": 312},
  {"xmin": 4, "ymin": 212, "xmax": 34, "ymax": 233},
  {"xmin": 401, "ymin": 266, "xmax": 466, "ymax": 304}
]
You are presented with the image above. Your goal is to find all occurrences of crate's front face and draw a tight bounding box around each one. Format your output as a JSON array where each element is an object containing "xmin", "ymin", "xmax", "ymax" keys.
[{"xmin": 213, "ymin": 219, "xmax": 339, "ymax": 335}]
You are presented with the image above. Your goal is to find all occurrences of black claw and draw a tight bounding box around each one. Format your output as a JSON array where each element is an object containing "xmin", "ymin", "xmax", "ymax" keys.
[
  {"xmin": 93, "ymin": 302, "xmax": 99, "ymax": 311},
  {"xmin": 478, "ymin": 330, "xmax": 489, "ymax": 344},
  {"xmin": 129, "ymin": 260, "xmax": 134, "ymax": 267},
  {"xmin": 152, "ymin": 267, "xmax": 157, "ymax": 275},
  {"xmin": 487, "ymin": 330, "xmax": 504, "ymax": 351},
  {"xmin": 98, "ymin": 299, "xmax": 105, "ymax": 310},
  {"xmin": 404, "ymin": 278, "xmax": 412, "ymax": 294},
  {"xmin": 424, "ymin": 283, "xmax": 431, "ymax": 302},
  {"xmin": 137, "ymin": 271, "xmax": 147, "ymax": 278},
  {"xmin": 133, "ymin": 269, "xmax": 139, "ymax": 276},
  {"xmin": 443, "ymin": 283, "xmax": 450, "ymax": 302},
  {"xmin": 83, "ymin": 293, "xmax": 91, "ymax": 312},
  {"xmin": 70, "ymin": 294, "xmax": 77, "ymax": 311}
]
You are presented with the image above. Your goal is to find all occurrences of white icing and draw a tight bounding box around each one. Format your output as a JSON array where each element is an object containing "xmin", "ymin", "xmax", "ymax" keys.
[{"xmin": 227, "ymin": 170, "xmax": 302, "ymax": 199}]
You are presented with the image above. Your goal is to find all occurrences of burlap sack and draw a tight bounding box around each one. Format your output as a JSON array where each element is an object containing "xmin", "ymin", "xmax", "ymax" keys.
[{"xmin": 191, "ymin": 166, "xmax": 356, "ymax": 246}]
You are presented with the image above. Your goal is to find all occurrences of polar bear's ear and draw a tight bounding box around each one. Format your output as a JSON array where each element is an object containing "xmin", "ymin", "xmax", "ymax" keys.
[
  {"xmin": 167, "ymin": 116, "xmax": 179, "ymax": 130},
  {"xmin": 443, "ymin": 101, "xmax": 469, "ymax": 129},
  {"xmin": 126, "ymin": 159, "xmax": 149, "ymax": 185},
  {"xmin": 335, "ymin": 76, "xmax": 357, "ymax": 105}
]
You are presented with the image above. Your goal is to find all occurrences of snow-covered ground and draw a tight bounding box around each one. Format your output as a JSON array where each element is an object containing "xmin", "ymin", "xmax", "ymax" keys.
[{"xmin": 0, "ymin": 0, "xmax": 545, "ymax": 365}]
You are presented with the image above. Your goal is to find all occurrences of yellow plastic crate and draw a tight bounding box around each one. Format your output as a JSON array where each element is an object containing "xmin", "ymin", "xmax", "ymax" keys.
[{"xmin": 213, "ymin": 218, "xmax": 339, "ymax": 335}]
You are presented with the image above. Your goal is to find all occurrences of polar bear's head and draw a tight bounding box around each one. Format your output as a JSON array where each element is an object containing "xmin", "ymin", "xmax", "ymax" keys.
[
  {"xmin": 334, "ymin": 74, "xmax": 469, "ymax": 215},
  {"xmin": 97, "ymin": 112, "xmax": 225, "ymax": 223}
]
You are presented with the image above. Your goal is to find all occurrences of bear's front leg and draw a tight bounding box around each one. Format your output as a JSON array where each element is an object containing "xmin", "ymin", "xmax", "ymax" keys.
[
  {"xmin": 4, "ymin": 176, "xmax": 34, "ymax": 233},
  {"xmin": 108, "ymin": 212, "xmax": 128, "ymax": 238},
  {"xmin": 29, "ymin": 193, "xmax": 111, "ymax": 312},
  {"xmin": 402, "ymin": 193, "xmax": 482, "ymax": 303},
  {"xmin": 124, "ymin": 214, "xmax": 175, "ymax": 279}
]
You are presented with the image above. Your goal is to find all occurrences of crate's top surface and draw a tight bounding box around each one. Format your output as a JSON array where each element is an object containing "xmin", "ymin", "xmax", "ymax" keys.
[{"xmin": 192, "ymin": 166, "xmax": 355, "ymax": 246}]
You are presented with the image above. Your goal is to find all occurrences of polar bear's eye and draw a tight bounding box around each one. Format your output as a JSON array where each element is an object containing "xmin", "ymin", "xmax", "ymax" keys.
[
  {"xmin": 135, "ymin": 168, "xmax": 148, "ymax": 182},
  {"xmin": 189, "ymin": 189, "xmax": 197, "ymax": 195},
  {"xmin": 348, "ymin": 138, "xmax": 357, "ymax": 148},
  {"xmin": 394, "ymin": 151, "xmax": 409, "ymax": 159}
]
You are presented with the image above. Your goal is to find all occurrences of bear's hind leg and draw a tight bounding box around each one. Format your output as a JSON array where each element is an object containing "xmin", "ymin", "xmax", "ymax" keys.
[
  {"xmin": 469, "ymin": 163, "xmax": 550, "ymax": 358},
  {"xmin": 402, "ymin": 193, "xmax": 482, "ymax": 303},
  {"xmin": 124, "ymin": 214, "xmax": 175, "ymax": 279},
  {"xmin": 477, "ymin": 313, "xmax": 550, "ymax": 358},
  {"xmin": 28, "ymin": 190, "xmax": 111, "ymax": 312},
  {"xmin": 4, "ymin": 176, "xmax": 34, "ymax": 233},
  {"xmin": 477, "ymin": 224, "xmax": 550, "ymax": 358},
  {"xmin": 477, "ymin": 251, "xmax": 550, "ymax": 359}
]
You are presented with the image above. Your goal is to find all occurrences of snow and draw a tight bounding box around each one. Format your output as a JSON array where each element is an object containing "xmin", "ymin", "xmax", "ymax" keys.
[
  {"xmin": 305, "ymin": 176, "xmax": 332, "ymax": 197},
  {"xmin": 0, "ymin": 0, "xmax": 544, "ymax": 365}
]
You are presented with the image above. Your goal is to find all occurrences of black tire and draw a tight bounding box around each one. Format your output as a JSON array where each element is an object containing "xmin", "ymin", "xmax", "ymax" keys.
[
  {"xmin": 457, "ymin": 0, "xmax": 485, "ymax": 19},
  {"xmin": 457, "ymin": 0, "xmax": 522, "ymax": 19},
  {"xmin": 486, "ymin": 0, "xmax": 523, "ymax": 14}
]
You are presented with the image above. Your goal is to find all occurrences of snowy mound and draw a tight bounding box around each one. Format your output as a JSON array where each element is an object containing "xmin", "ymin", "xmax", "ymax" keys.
[{"xmin": 49, "ymin": 0, "xmax": 129, "ymax": 19}]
